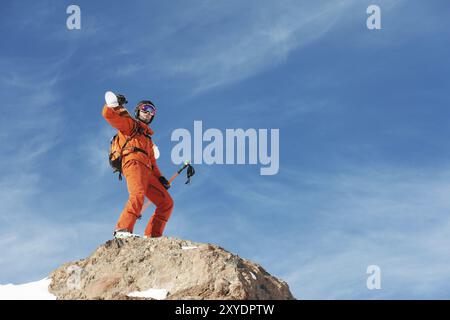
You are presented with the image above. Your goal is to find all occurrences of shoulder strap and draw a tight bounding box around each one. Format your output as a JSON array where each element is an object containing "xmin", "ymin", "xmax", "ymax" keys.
[
  {"xmin": 120, "ymin": 121, "xmax": 140, "ymax": 153},
  {"xmin": 114, "ymin": 122, "xmax": 150, "ymax": 181},
  {"xmin": 119, "ymin": 121, "xmax": 150, "ymax": 158}
]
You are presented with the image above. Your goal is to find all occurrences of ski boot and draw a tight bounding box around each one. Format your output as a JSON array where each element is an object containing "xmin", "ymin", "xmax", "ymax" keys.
[{"xmin": 113, "ymin": 229, "xmax": 141, "ymax": 239}]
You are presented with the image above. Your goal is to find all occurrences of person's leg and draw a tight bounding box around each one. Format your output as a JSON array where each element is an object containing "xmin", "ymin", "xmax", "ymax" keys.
[
  {"xmin": 144, "ymin": 174, "xmax": 174, "ymax": 237},
  {"xmin": 115, "ymin": 161, "xmax": 149, "ymax": 233}
]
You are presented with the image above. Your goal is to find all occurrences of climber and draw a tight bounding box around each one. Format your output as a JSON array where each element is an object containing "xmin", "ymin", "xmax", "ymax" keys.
[{"xmin": 102, "ymin": 91, "xmax": 173, "ymax": 239}]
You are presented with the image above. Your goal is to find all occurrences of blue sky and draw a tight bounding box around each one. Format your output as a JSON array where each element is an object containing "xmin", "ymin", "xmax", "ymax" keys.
[{"xmin": 1, "ymin": 0, "xmax": 450, "ymax": 299}]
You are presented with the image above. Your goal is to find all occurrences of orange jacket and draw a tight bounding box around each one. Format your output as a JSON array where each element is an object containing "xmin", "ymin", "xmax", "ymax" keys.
[{"xmin": 102, "ymin": 104, "xmax": 162, "ymax": 178}]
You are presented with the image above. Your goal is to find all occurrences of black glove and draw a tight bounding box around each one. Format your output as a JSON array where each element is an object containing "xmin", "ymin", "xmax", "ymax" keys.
[
  {"xmin": 116, "ymin": 94, "xmax": 128, "ymax": 106},
  {"xmin": 159, "ymin": 176, "xmax": 171, "ymax": 190},
  {"xmin": 185, "ymin": 164, "xmax": 195, "ymax": 184}
]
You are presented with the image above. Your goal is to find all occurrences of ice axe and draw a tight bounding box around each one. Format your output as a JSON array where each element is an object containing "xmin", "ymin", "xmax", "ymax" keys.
[
  {"xmin": 140, "ymin": 160, "xmax": 195, "ymax": 215},
  {"xmin": 169, "ymin": 160, "xmax": 195, "ymax": 185}
]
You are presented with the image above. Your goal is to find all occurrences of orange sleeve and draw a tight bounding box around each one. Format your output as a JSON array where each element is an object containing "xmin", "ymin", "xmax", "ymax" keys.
[
  {"xmin": 102, "ymin": 105, "xmax": 135, "ymax": 136},
  {"xmin": 151, "ymin": 156, "xmax": 162, "ymax": 178}
]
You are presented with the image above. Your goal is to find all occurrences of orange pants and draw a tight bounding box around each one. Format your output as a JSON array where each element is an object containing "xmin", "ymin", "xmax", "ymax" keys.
[{"xmin": 115, "ymin": 160, "xmax": 174, "ymax": 237}]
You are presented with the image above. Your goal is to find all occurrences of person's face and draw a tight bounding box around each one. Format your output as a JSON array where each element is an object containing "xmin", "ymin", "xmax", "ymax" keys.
[
  {"xmin": 139, "ymin": 109, "xmax": 153, "ymax": 123},
  {"xmin": 138, "ymin": 104, "xmax": 156, "ymax": 123}
]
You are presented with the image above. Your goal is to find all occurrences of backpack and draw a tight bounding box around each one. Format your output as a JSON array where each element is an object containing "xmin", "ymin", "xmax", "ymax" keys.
[{"xmin": 108, "ymin": 123, "xmax": 148, "ymax": 180}]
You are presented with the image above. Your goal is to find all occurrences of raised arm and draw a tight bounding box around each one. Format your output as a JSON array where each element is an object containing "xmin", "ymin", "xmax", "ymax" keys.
[{"xmin": 102, "ymin": 91, "xmax": 135, "ymax": 136}]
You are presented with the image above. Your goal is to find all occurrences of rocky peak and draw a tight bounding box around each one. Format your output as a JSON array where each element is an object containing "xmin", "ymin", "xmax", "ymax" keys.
[{"xmin": 49, "ymin": 237, "xmax": 295, "ymax": 300}]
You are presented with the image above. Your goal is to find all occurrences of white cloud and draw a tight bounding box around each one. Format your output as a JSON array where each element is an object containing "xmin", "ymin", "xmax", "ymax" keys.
[
  {"xmin": 159, "ymin": 1, "xmax": 356, "ymax": 93},
  {"xmin": 0, "ymin": 57, "xmax": 78, "ymax": 283},
  {"xmin": 87, "ymin": 1, "xmax": 363, "ymax": 93}
]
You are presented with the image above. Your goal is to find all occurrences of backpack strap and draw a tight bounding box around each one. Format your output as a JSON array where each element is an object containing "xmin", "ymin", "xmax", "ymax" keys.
[
  {"xmin": 130, "ymin": 147, "xmax": 148, "ymax": 156},
  {"xmin": 119, "ymin": 127, "xmax": 136, "ymax": 155}
]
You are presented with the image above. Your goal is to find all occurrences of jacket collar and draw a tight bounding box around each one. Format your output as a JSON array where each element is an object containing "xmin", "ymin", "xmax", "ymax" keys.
[{"xmin": 136, "ymin": 119, "xmax": 154, "ymax": 135}]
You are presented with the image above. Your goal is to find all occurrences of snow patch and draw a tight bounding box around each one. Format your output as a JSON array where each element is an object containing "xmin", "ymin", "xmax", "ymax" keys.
[
  {"xmin": 181, "ymin": 246, "xmax": 198, "ymax": 250},
  {"xmin": 0, "ymin": 278, "xmax": 56, "ymax": 300},
  {"xmin": 128, "ymin": 288, "xmax": 168, "ymax": 300},
  {"xmin": 250, "ymin": 272, "xmax": 257, "ymax": 280}
]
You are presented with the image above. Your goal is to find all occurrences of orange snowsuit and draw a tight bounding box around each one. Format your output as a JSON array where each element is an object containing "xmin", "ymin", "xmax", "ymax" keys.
[{"xmin": 102, "ymin": 105, "xmax": 173, "ymax": 237}]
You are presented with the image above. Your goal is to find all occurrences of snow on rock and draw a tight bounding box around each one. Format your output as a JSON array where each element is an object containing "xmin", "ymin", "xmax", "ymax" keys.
[
  {"xmin": 48, "ymin": 237, "xmax": 295, "ymax": 300},
  {"xmin": 181, "ymin": 246, "xmax": 198, "ymax": 250},
  {"xmin": 0, "ymin": 278, "xmax": 56, "ymax": 300},
  {"xmin": 128, "ymin": 288, "xmax": 168, "ymax": 300}
]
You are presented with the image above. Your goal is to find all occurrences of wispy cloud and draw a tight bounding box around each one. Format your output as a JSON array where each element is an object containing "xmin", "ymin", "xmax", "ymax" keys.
[
  {"xmin": 0, "ymin": 55, "xmax": 73, "ymax": 282},
  {"xmin": 0, "ymin": 217, "xmax": 111, "ymax": 284},
  {"xmin": 66, "ymin": 0, "xmax": 411, "ymax": 97},
  {"xmin": 279, "ymin": 166, "xmax": 450, "ymax": 299},
  {"xmin": 84, "ymin": 0, "xmax": 363, "ymax": 94},
  {"xmin": 158, "ymin": 0, "xmax": 357, "ymax": 93},
  {"xmin": 79, "ymin": 126, "xmax": 117, "ymax": 180}
]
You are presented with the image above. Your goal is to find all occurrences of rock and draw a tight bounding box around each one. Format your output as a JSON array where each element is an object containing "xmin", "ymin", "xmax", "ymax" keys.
[{"xmin": 48, "ymin": 237, "xmax": 295, "ymax": 300}]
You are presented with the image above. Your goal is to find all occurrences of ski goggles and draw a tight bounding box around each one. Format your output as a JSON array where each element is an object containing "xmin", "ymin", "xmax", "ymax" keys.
[{"xmin": 138, "ymin": 104, "xmax": 156, "ymax": 115}]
